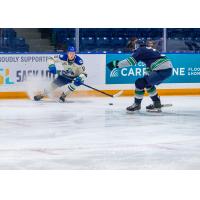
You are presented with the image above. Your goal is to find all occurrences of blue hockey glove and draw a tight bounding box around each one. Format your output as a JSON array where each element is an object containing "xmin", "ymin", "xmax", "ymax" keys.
[
  {"xmin": 48, "ymin": 64, "xmax": 57, "ymax": 74},
  {"xmin": 73, "ymin": 76, "xmax": 84, "ymax": 86},
  {"xmin": 107, "ymin": 60, "xmax": 120, "ymax": 71}
]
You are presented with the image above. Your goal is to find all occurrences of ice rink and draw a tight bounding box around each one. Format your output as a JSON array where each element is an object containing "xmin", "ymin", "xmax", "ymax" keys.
[{"xmin": 0, "ymin": 96, "xmax": 200, "ymax": 170}]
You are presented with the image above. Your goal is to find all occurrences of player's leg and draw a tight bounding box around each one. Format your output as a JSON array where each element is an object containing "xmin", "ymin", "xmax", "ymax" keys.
[
  {"xmin": 34, "ymin": 76, "xmax": 69, "ymax": 101},
  {"xmin": 127, "ymin": 68, "xmax": 172, "ymax": 112},
  {"xmin": 59, "ymin": 82, "xmax": 76, "ymax": 102},
  {"xmin": 59, "ymin": 74, "xmax": 86, "ymax": 102},
  {"xmin": 145, "ymin": 68, "xmax": 172, "ymax": 111},
  {"xmin": 126, "ymin": 77, "xmax": 146, "ymax": 112},
  {"xmin": 146, "ymin": 86, "xmax": 162, "ymax": 112}
]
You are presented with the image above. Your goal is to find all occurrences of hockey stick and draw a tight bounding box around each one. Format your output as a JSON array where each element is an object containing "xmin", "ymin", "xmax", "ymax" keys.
[
  {"xmin": 65, "ymin": 76, "xmax": 123, "ymax": 98},
  {"xmin": 81, "ymin": 82, "xmax": 123, "ymax": 98}
]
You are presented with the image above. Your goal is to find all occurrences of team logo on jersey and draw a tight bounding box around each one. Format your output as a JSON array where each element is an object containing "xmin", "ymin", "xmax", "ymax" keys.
[
  {"xmin": 110, "ymin": 68, "xmax": 119, "ymax": 78},
  {"xmin": 0, "ymin": 68, "xmax": 14, "ymax": 85}
]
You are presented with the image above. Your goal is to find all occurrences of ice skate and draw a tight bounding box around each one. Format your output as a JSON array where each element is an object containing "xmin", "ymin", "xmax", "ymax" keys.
[
  {"xmin": 146, "ymin": 100, "xmax": 162, "ymax": 112},
  {"xmin": 126, "ymin": 103, "xmax": 141, "ymax": 112},
  {"xmin": 34, "ymin": 94, "xmax": 45, "ymax": 101},
  {"xmin": 59, "ymin": 92, "xmax": 67, "ymax": 103}
]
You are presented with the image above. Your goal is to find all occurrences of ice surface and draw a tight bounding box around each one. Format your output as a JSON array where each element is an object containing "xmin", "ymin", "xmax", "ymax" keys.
[{"xmin": 0, "ymin": 96, "xmax": 200, "ymax": 169}]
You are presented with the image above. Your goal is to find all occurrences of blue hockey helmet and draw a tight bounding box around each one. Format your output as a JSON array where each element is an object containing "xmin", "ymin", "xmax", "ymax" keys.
[{"xmin": 67, "ymin": 45, "xmax": 76, "ymax": 52}]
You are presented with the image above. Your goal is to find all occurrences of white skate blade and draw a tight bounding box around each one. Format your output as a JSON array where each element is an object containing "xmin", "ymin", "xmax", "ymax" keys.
[
  {"xmin": 126, "ymin": 109, "xmax": 141, "ymax": 114},
  {"xmin": 146, "ymin": 108, "xmax": 162, "ymax": 113},
  {"xmin": 58, "ymin": 99, "xmax": 65, "ymax": 103},
  {"xmin": 161, "ymin": 104, "xmax": 173, "ymax": 108},
  {"xmin": 57, "ymin": 97, "xmax": 67, "ymax": 103}
]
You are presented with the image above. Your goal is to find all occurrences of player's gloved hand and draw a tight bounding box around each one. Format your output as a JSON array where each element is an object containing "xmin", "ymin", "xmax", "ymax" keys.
[
  {"xmin": 107, "ymin": 60, "xmax": 120, "ymax": 71},
  {"xmin": 73, "ymin": 75, "xmax": 84, "ymax": 86},
  {"xmin": 48, "ymin": 64, "xmax": 57, "ymax": 74}
]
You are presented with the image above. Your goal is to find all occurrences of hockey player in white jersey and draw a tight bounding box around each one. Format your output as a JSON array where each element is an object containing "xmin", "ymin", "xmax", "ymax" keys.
[{"xmin": 34, "ymin": 46, "xmax": 87, "ymax": 102}]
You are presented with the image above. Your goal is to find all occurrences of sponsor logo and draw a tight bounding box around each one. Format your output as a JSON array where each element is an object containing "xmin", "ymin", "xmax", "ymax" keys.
[
  {"xmin": 110, "ymin": 68, "xmax": 119, "ymax": 78},
  {"xmin": 0, "ymin": 68, "xmax": 14, "ymax": 85},
  {"xmin": 109, "ymin": 67, "xmax": 188, "ymax": 79},
  {"xmin": 106, "ymin": 54, "xmax": 200, "ymax": 84},
  {"xmin": 16, "ymin": 70, "xmax": 55, "ymax": 82},
  {"xmin": 109, "ymin": 67, "xmax": 146, "ymax": 79}
]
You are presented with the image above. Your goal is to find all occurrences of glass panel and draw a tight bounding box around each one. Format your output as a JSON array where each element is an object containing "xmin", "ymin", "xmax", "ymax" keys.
[
  {"xmin": 0, "ymin": 28, "xmax": 76, "ymax": 53},
  {"xmin": 166, "ymin": 28, "xmax": 200, "ymax": 53},
  {"xmin": 3, "ymin": 28, "xmax": 200, "ymax": 53},
  {"xmin": 52, "ymin": 28, "xmax": 75, "ymax": 52},
  {"xmin": 79, "ymin": 28, "xmax": 163, "ymax": 53}
]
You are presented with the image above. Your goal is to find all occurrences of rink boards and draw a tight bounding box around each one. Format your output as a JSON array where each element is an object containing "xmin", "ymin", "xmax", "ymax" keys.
[{"xmin": 0, "ymin": 53, "xmax": 200, "ymax": 99}]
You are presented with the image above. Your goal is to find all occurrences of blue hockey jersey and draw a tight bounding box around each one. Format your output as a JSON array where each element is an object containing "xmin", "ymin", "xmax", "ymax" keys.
[
  {"xmin": 59, "ymin": 54, "xmax": 83, "ymax": 65},
  {"xmin": 48, "ymin": 53, "xmax": 86, "ymax": 78},
  {"xmin": 120, "ymin": 47, "xmax": 172, "ymax": 71}
]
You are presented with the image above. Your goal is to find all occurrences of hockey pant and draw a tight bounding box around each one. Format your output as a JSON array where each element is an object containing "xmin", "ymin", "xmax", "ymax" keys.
[
  {"xmin": 44, "ymin": 75, "xmax": 78, "ymax": 97},
  {"xmin": 134, "ymin": 68, "xmax": 172, "ymax": 104}
]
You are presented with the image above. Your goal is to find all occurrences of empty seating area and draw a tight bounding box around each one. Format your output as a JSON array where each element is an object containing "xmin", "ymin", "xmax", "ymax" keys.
[
  {"xmin": 1, "ymin": 28, "xmax": 200, "ymax": 53},
  {"xmin": 52, "ymin": 28, "xmax": 200, "ymax": 53},
  {"xmin": 0, "ymin": 29, "xmax": 29, "ymax": 52},
  {"xmin": 52, "ymin": 28, "xmax": 163, "ymax": 52}
]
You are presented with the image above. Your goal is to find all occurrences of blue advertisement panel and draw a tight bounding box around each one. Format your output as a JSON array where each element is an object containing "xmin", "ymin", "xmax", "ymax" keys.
[{"xmin": 106, "ymin": 54, "xmax": 200, "ymax": 84}]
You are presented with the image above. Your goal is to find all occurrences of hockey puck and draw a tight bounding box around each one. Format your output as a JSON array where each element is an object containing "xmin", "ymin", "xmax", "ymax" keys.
[{"xmin": 109, "ymin": 103, "xmax": 113, "ymax": 105}]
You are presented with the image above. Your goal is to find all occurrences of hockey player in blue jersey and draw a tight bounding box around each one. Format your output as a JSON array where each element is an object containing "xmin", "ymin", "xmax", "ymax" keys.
[
  {"xmin": 107, "ymin": 40, "xmax": 173, "ymax": 112},
  {"xmin": 34, "ymin": 46, "xmax": 87, "ymax": 102}
]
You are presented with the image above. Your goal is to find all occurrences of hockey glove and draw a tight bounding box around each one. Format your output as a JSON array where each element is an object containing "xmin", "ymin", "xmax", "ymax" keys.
[
  {"xmin": 73, "ymin": 75, "xmax": 84, "ymax": 86},
  {"xmin": 107, "ymin": 60, "xmax": 120, "ymax": 71},
  {"xmin": 48, "ymin": 64, "xmax": 57, "ymax": 74}
]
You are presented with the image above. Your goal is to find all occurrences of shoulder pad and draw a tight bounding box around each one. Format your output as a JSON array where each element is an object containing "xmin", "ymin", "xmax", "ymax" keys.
[
  {"xmin": 140, "ymin": 47, "xmax": 147, "ymax": 50},
  {"xmin": 133, "ymin": 47, "xmax": 142, "ymax": 54},
  {"xmin": 74, "ymin": 55, "xmax": 83, "ymax": 65},
  {"xmin": 59, "ymin": 53, "xmax": 68, "ymax": 61}
]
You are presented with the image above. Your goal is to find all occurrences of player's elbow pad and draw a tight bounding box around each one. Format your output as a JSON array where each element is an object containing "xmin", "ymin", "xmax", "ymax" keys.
[
  {"xmin": 47, "ymin": 57, "xmax": 56, "ymax": 65},
  {"xmin": 48, "ymin": 64, "xmax": 57, "ymax": 74}
]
